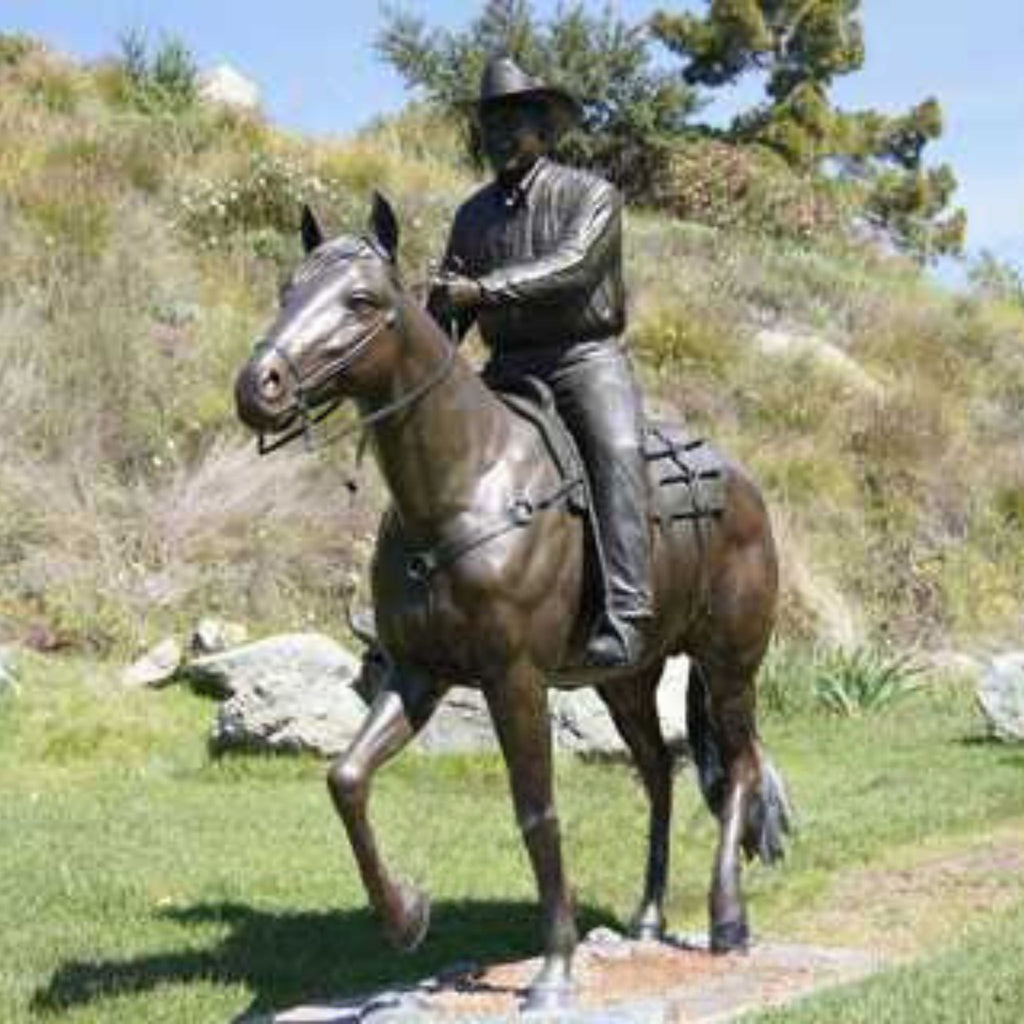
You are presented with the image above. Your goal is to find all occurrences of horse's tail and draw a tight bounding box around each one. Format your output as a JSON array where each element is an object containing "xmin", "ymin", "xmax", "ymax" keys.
[
  {"xmin": 686, "ymin": 663, "xmax": 792, "ymax": 865},
  {"xmin": 686, "ymin": 662, "xmax": 727, "ymax": 820}
]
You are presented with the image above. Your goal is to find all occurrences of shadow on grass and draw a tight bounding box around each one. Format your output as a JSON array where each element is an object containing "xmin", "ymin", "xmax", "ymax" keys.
[
  {"xmin": 32, "ymin": 897, "xmax": 620, "ymax": 1017},
  {"xmin": 957, "ymin": 733, "xmax": 999, "ymax": 746},
  {"xmin": 957, "ymin": 733, "xmax": 1024, "ymax": 753}
]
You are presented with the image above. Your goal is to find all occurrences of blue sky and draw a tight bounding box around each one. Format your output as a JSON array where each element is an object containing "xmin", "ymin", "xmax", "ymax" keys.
[{"xmin": 5, "ymin": 1, "xmax": 1023, "ymax": 268}]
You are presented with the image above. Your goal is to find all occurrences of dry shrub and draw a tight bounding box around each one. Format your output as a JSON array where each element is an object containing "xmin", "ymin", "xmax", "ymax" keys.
[
  {"xmin": 927, "ymin": 451, "xmax": 1024, "ymax": 643},
  {"xmin": 354, "ymin": 103, "xmax": 471, "ymax": 191},
  {"xmin": 652, "ymin": 136, "xmax": 849, "ymax": 244},
  {"xmin": 15, "ymin": 138, "xmax": 118, "ymax": 262},
  {"xmin": 0, "ymin": 33, "xmax": 38, "ymax": 68},
  {"xmin": 738, "ymin": 350, "xmax": 854, "ymax": 440},
  {"xmin": 845, "ymin": 384, "xmax": 952, "ymax": 475},
  {"xmin": 0, "ymin": 435, "xmax": 379, "ymax": 652},
  {"xmin": 630, "ymin": 300, "xmax": 744, "ymax": 380},
  {"xmin": 755, "ymin": 436, "xmax": 856, "ymax": 506},
  {"xmin": 771, "ymin": 506, "xmax": 864, "ymax": 646},
  {"xmin": 1, "ymin": 43, "xmax": 80, "ymax": 115},
  {"xmin": 849, "ymin": 295, "xmax": 972, "ymax": 398}
]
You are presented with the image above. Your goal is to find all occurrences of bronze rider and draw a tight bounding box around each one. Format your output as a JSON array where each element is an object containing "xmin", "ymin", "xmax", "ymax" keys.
[{"xmin": 429, "ymin": 56, "xmax": 652, "ymax": 669}]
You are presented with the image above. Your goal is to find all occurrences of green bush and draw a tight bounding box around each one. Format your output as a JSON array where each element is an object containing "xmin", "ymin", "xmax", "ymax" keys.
[
  {"xmin": 114, "ymin": 29, "xmax": 198, "ymax": 115},
  {"xmin": 994, "ymin": 481, "xmax": 1024, "ymax": 528},
  {"xmin": 0, "ymin": 32, "xmax": 37, "ymax": 68}
]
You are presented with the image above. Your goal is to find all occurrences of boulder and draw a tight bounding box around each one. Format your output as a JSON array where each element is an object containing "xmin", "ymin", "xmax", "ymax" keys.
[
  {"xmin": 183, "ymin": 632, "xmax": 358, "ymax": 698},
  {"xmin": 187, "ymin": 633, "xmax": 366, "ymax": 756},
  {"xmin": 414, "ymin": 656, "xmax": 689, "ymax": 759},
  {"xmin": 186, "ymin": 628, "xmax": 690, "ymax": 760},
  {"xmin": 122, "ymin": 637, "xmax": 184, "ymax": 688},
  {"xmin": 198, "ymin": 64, "xmax": 261, "ymax": 112},
  {"xmin": 416, "ymin": 688, "xmax": 495, "ymax": 754},
  {"xmin": 213, "ymin": 673, "xmax": 369, "ymax": 757},
  {"xmin": 755, "ymin": 326, "xmax": 883, "ymax": 397},
  {"xmin": 190, "ymin": 617, "xmax": 248, "ymax": 656},
  {"xmin": 419, "ymin": 687, "xmax": 624, "ymax": 757},
  {"xmin": 978, "ymin": 654, "xmax": 1024, "ymax": 742},
  {"xmin": 550, "ymin": 687, "xmax": 625, "ymax": 757}
]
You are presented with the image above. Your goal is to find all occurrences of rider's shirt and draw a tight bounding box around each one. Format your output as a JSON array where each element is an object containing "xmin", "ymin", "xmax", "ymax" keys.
[{"xmin": 433, "ymin": 157, "xmax": 626, "ymax": 356}]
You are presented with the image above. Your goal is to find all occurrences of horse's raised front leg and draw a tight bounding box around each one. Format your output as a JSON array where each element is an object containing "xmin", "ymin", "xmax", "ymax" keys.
[
  {"xmin": 598, "ymin": 663, "xmax": 673, "ymax": 941},
  {"xmin": 484, "ymin": 659, "xmax": 577, "ymax": 1012},
  {"xmin": 327, "ymin": 666, "xmax": 443, "ymax": 951}
]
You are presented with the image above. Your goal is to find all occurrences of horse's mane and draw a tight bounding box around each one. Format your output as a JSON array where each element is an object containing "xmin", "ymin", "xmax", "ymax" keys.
[{"xmin": 289, "ymin": 235, "xmax": 392, "ymax": 293}]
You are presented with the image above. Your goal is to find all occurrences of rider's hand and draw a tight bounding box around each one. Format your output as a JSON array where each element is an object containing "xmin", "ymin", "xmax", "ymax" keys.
[{"xmin": 430, "ymin": 273, "xmax": 482, "ymax": 311}]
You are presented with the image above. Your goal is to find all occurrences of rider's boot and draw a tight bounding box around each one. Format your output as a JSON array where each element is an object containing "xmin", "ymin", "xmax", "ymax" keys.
[
  {"xmin": 585, "ymin": 611, "xmax": 649, "ymax": 669},
  {"xmin": 580, "ymin": 397, "xmax": 653, "ymax": 670}
]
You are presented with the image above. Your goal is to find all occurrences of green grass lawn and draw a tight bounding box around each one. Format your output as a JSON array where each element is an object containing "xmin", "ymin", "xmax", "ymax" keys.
[
  {"xmin": 2, "ymin": 653, "xmax": 1022, "ymax": 1022},
  {"xmin": 747, "ymin": 900, "xmax": 1024, "ymax": 1023}
]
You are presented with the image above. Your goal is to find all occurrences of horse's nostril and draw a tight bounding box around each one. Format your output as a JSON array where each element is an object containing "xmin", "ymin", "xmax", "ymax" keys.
[{"xmin": 260, "ymin": 367, "xmax": 282, "ymax": 400}]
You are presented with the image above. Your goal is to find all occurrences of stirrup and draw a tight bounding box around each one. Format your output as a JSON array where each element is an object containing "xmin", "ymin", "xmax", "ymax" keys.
[{"xmin": 583, "ymin": 616, "xmax": 646, "ymax": 669}]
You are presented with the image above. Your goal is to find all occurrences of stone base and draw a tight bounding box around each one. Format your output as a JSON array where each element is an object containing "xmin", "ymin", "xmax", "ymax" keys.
[{"xmin": 254, "ymin": 929, "xmax": 883, "ymax": 1023}]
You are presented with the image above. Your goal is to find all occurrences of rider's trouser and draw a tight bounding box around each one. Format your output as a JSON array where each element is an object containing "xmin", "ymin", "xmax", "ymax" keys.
[{"xmin": 483, "ymin": 339, "xmax": 653, "ymax": 626}]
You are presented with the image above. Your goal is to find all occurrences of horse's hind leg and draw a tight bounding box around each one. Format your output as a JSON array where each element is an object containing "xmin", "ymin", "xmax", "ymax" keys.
[
  {"xmin": 327, "ymin": 665, "xmax": 443, "ymax": 951},
  {"xmin": 484, "ymin": 659, "xmax": 577, "ymax": 1012},
  {"xmin": 689, "ymin": 659, "xmax": 780, "ymax": 953},
  {"xmin": 597, "ymin": 663, "xmax": 674, "ymax": 940}
]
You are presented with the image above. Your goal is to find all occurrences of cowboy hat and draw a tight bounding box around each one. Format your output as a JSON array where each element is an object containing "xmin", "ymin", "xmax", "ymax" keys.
[{"xmin": 467, "ymin": 55, "xmax": 581, "ymax": 135}]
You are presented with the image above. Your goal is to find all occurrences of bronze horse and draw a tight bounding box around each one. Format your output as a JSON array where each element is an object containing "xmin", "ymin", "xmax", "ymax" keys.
[{"xmin": 234, "ymin": 196, "xmax": 789, "ymax": 1011}]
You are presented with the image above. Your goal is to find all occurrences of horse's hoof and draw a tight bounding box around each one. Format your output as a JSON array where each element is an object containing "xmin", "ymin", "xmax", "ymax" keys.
[
  {"xmin": 629, "ymin": 906, "xmax": 666, "ymax": 942},
  {"xmin": 522, "ymin": 956, "xmax": 575, "ymax": 1015},
  {"xmin": 522, "ymin": 978, "xmax": 575, "ymax": 1014},
  {"xmin": 710, "ymin": 917, "xmax": 749, "ymax": 954},
  {"xmin": 632, "ymin": 922, "xmax": 664, "ymax": 942},
  {"xmin": 384, "ymin": 881, "xmax": 431, "ymax": 953}
]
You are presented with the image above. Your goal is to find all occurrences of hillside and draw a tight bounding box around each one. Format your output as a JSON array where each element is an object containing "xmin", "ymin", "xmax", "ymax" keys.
[{"xmin": 2, "ymin": 35, "xmax": 1024, "ymax": 660}]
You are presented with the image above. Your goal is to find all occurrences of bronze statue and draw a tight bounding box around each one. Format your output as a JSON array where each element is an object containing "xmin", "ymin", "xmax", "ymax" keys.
[
  {"xmin": 234, "ymin": 183, "xmax": 790, "ymax": 1009},
  {"xmin": 429, "ymin": 56, "xmax": 650, "ymax": 669}
]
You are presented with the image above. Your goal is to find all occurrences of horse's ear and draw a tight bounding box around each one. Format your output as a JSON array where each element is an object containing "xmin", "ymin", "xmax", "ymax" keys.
[
  {"xmin": 300, "ymin": 204, "xmax": 324, "ymax": 254},
  {"xmin": 369, "ymin": 191, "xmax": 399, "ymax": 262}
]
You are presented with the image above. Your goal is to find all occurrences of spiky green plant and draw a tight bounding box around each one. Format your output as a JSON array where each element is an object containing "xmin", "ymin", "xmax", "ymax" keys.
[{"xmin": 814, "ymin": 646, "xmax": 925, "ymax": 716}]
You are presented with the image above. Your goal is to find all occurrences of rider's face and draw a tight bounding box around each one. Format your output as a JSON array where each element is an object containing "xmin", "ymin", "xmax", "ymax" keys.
[{"xmin": 480, "ymin": 100, "xmax": 549, "ymax": 179}]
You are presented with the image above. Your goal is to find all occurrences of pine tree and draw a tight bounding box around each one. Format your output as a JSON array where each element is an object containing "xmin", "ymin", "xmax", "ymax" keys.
[
  {"xmin": 376, "ymin": 0, "xmax": 699, "ymax": 199},
  {"xmin": 651, "ymin": 1, "xmax": 965, "ymax": 259}
]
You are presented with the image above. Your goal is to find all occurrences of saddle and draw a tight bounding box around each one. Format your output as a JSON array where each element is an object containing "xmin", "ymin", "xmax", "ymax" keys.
[
  {"xmin": 496, "ymin": 375, "xmax": 727, "ymax": 529},
  {"xmin": 397, "ymin": 377, "xmax": 725, "ymax": 588}
]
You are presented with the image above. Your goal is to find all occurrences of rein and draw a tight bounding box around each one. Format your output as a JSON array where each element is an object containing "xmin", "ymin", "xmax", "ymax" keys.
[{"xmin": 254, "ymin": 305, "xmax": 457, "ymax": 456}]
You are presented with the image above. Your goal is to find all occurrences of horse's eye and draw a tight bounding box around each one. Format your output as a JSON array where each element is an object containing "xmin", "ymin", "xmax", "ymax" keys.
[{"xmin": 348, "ymin": 294, "xmax": 377, "ymax": 317}]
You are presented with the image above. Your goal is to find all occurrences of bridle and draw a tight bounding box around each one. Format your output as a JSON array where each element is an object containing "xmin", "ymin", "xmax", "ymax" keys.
[{"xmin": 251, "ymin": 244, "xmax": 456, "ymax": 456}]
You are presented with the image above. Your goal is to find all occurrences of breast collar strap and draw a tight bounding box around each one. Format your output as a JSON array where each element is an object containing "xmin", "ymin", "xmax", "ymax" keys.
[{"xmin": 405, "ymin": 475, "xmax": 581, "ymax": 584}]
